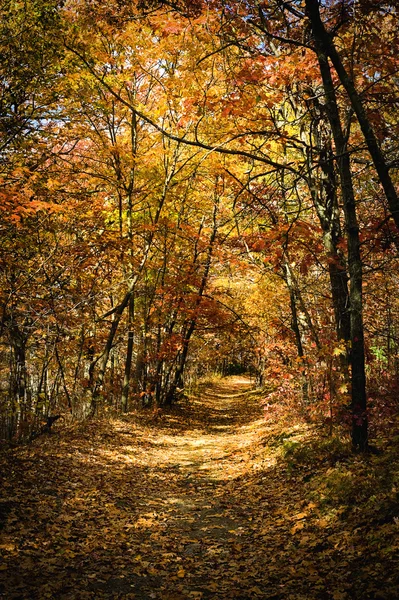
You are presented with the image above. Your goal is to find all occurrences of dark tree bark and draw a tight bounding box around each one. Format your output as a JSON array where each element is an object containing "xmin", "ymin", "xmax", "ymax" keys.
[
  {"xmin": 121, "ymin": 296, "xmax": 135, "ymax": 412},
  {"xmin": 307, "ymin": 100, "xmax": 351, "ymax": 350},
  {"xmin": 165, "ymin": 194, "xmax": 219, "ymax": 405},
  {"xmin": 305, "ymin": 0, "xmax": 399, "ymax": 231},
  {"xmin": 284, "ymin": 261, "xmax": 310, "ymax": 404},
  {"xmin": 315, "ymin": 47, "xmax": 368, "ymax": 451}
]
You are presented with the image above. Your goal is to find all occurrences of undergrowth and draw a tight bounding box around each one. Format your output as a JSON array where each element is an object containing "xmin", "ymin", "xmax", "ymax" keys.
[{"xmin": 274, "ymin": 419, "xmax": 399, "ymax": 565}]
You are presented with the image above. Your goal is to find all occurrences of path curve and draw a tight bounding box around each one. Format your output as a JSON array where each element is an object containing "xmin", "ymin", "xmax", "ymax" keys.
[
  {"xmin": 2, "ymin": 376, "xmax": 379, "ymax": 600},
  {"xmin": 2, "ymin": 376, "xmax": 277, "ymax": 600}
]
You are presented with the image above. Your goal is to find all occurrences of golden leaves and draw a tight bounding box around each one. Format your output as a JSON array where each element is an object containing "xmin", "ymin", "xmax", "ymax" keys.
[{"xmin": 2, "ymin": 377, "xmax": 399, "ymax": 599}]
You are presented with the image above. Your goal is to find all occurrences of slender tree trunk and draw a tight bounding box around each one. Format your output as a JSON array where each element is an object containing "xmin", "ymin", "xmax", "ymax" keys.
[
  {"xmin": 90, "ymin": 144, "xmax": 179, "ymax": 416},
  {"xmin": 305, "ymin": 0, "xmax": 399, "ymax": 230},
  {"xmin": 284, "ymin": 261, "xmax": 309, "ymax": 404},
  {"xmin": 9, "ymin": 321, "xmax": 27, "ymax": 437},
  {"xmin": 120, "ymin": 104, "xmax": 137, "ymax": 412},
  {"xmin": 165, "ymin": 194, "xmax": 219, "ymax": 405},
  {"xmin": 306, "ymin": 111, "xmax": 351, "ymax": 367},
  {"xmin": 55, "ymin": 343, "xmax": 73, "ymax": 413},
  {"xmin": 90, "ymin": 290, "xmax": 132, "ymax": 416},
  {"xmin": 316, "ymin": 49, "xmax": 368, "ymax": 451},
  {"xmin": 121, "ymin": 295, "xmax": 135, "ymax": 412}
]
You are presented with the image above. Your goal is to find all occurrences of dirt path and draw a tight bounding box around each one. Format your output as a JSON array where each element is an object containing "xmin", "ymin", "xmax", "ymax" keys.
[
  {"xmin": 1, "ymin": 376, "xmax": 278, "ymax": 599},
  {"xmin": 1, "ymin": 377, "xmax": 397, "ymax": 599}
]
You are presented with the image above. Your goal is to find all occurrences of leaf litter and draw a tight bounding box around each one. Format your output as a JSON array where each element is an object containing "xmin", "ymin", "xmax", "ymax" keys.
[{"xmin": 1, "ymin": 376, "xmax": 398, "ymax": 599}]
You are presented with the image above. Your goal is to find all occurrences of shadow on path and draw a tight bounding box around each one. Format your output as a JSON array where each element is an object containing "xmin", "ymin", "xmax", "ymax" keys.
[
  {"xmin": 1, "ymin": 376, "xmax": 277, "ymax": 600},
  {"xmin": 2, "ymin": 376, "xmax": 393, "ymax": 599}
]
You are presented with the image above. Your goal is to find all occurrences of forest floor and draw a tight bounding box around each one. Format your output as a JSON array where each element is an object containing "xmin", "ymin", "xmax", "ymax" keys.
[{"xmin": 1, "ymin": 377, "xmax": 399, "ymax": 600}]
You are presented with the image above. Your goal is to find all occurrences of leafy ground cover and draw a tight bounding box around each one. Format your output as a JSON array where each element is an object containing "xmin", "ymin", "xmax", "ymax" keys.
[{"xmin": 1, "ymin": 377, "xmax": 398, "ymax": 599}]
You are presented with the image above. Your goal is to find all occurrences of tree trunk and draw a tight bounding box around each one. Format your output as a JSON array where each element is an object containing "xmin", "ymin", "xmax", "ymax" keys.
[
  {"xmin": 284, "ymin": 261, "xmax": 309, "ymax": 404},
  {"xmin": 305, "ymin": 0, "xmax": 399, "ymax": 231},
  {"xmin": 165, "ymin": 192, "xmax": 219, "ymax": 405},
  {"xmin": 306, "ymin": 105, "xmax": 351, "ymax": 360},
  {"xmin": 316, "ymin": 48, "xmax": 368, "ymax": 451},
  {"xmin": 121, "ymin": 295, "xmax": 135, "ymax": 412}
]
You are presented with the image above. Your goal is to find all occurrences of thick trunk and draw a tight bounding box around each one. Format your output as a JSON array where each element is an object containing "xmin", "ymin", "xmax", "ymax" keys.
[{"xmin": 316, "ymin": 140, "xmax": 351, "ymax": 347}]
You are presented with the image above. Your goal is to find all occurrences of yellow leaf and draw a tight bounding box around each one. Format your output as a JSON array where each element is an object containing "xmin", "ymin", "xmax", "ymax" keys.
[
  {"xmin": 333, "ymin": 346, "xmax": 346, "ymax": 356},
  {"xmin": 293, "ymin": 511, "xmax": 308, "ymax": 520},
  {"xmin": 291, "ymin": 522, "xmax": 304, "ymax": 534},
  {"xmin": 177, "ymin": 568, "xmax": 186, "ymax": 578},
  {"xmin": 317, "ymin": 518, "xmax": 330, "ymax": 528}
]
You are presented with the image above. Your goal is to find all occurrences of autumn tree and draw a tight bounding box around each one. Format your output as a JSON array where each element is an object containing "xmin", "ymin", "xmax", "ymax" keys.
[{"xmin": 1, "ymin": 0, "xmax": 399, "ymax": 450}]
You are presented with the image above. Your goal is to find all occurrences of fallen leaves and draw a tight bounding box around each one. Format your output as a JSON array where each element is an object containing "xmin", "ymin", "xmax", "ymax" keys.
[
  {"xmin": 290, "ymin": 521, "xmax": 305, "ymax": 534},
  {"xmin": 0, "ymin": 378, "xmax": 398, "ymax": 599}
]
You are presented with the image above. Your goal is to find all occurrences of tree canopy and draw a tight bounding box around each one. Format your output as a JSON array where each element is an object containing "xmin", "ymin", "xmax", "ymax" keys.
[{"xmin": 1, "ymin": 0, "xmax": 399, "ymax": 452}]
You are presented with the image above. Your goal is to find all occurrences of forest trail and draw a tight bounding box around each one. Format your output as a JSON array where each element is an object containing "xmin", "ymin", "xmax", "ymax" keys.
[{"xmin": 1, "ymin": 378, "xmax": 398, "ymax": 600}]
